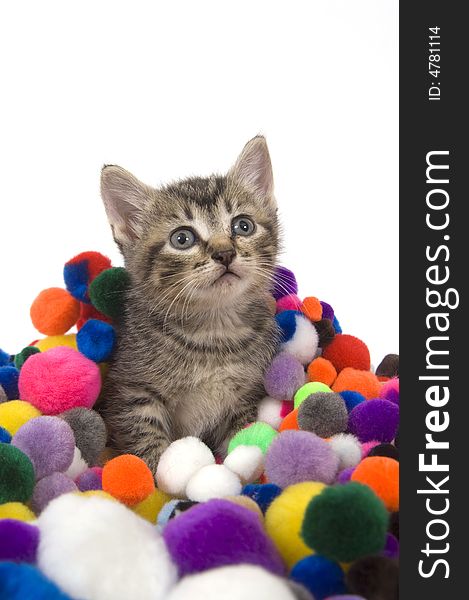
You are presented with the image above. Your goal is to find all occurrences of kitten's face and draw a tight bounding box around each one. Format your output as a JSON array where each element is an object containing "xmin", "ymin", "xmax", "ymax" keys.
[{"xmin": 101, "ymin": 136, "xmax": 279, "ymax": 317}]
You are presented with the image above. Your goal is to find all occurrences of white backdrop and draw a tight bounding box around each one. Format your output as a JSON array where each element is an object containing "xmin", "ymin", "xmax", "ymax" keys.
[{"xmin": 0, "ymin": 0, "xmax": 398, "ymax": 365}]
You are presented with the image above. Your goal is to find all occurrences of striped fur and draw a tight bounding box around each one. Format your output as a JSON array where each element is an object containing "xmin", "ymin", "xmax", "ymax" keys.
[{"xmin": 98, "ymin": 137, "xmax": 281, "ymax": 474}]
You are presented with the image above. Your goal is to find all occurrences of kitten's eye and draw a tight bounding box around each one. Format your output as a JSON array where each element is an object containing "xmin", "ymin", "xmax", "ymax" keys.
[
  {"xmin": 232, "ymin": 216, "xmax": 255, "ymax": 237},
  {"xmin": 170, "ymin": 228, "xmax": 196, "ymax": 249}
]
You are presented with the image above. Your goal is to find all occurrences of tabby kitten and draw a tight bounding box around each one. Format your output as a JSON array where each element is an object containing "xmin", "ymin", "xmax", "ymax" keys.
[{"xmin": 99, "ymin": 136, "xmax": 280, "ymax": 474}]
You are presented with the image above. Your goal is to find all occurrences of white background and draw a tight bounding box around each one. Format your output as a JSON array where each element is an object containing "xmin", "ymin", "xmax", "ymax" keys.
[{"xmin": 0, "ymin": 0, "xmax": 398, "ymax": 366}]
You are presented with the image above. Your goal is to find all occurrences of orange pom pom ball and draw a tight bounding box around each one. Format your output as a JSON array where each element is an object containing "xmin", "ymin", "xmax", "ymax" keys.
[
  {"xmin": 102, "ymin": 454, "xmax": 155, "ymax": 506},
  {"xmin": 301, "ymin": 296, "xmax": 323, "ymax": 322},
  {"xmin": 322, "ymin": 334, "xmax": 371, "ymax": 373},
  {"xmin": 30, "ymin": 288, "xmax": 81, "ymax": 336},
  {"xmin": 307, "ymin": 357, "xmax": 337, "ymax": 386},
  {"xmin": 279, "ymin": 408, "xmax": 299, "ymax": 432},
  {"xmin": 332, "ymin": 368, "xmax": 381, "ymax": 400},
  {"xmin": 351, "ymin": 456, "xmax": 399, "ymax": 511}
]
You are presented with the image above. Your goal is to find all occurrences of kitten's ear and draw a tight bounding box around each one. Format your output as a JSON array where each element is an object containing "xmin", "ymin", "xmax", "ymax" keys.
[
  {"xmin": 100, "ymin": 165, "xmax": 150, "ymax": 247},
  {"xmin": 229, "ymin": 135, "xmax": 275, "ymax": 202}
]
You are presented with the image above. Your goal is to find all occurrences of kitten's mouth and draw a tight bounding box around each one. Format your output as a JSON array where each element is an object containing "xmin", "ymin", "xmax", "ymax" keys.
[{"xmin": 213, "ymin": 269, "xmax": 241, "ymax": 285}]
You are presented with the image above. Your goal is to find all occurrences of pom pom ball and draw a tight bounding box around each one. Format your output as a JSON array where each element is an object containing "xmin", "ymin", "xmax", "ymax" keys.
[
  {"xmin": 313, "ymin": 318, "xmax": 336, "ymax": 348},
  {"xmin": 224, "ymin": 444, "xmax": 264, "ymax": 484},
  {"xmin": 320, "ymin": 301, "xmax": 334, "ymax": 321},
  {"xmin": 0, "ymin": 348, "xmax": 11, "ymax": 366},
  {"xmin": 278, "ymin": 408, "xmax": 299, "ymax": 432},
  {"xmin": 163, "ymin": 498, "xmax": 285, "ymax": 576},
  {"xmin": 276, "ymin": 294, "xmax": 303, "ymax": 313},
  {"xmin": 264, "ymin": 353, "xmax": 305, "ymax": 401},
  {"xmin": 0, "ymin": 444, "xmax": 35, "ymax": 503},
  {"xmin": 88, "ymin": 266, "xmax": 131, "ymax": 320},
  {"xmin": 257, "ymin": 396, "xmax": 284, "ymax": 429},
  {"xmin": 34, "ymin": 334, "xmax": 77, "ymax": 352},
  {"xmin": 375, "ymin": 353, "xmax": 399, "ymax": 378},
  {"xmin": 30, "ymin": 288, "xmax": 80, "ymax": 336},
  {"xmin": 297, "ymin": 392, "xmax": 348, "ymax": 437},
  {"xmin": 379, "ymin": 378, "xmax": 400, "ymax": 405},
  {"xmin": 301, "ymin": 482, "xmax": 389, "ymax": 563},
  {"xmin": 59, "ymin": 407, "xmax": 106, "ymax": 466},
  {"xmin": 0, "ymin": 425, "xmax": 12, "ymax": 443},
  {"xmin": 329, "ymin": 434, "xmax": 363, "ymax": 471},
  {"xmin": 225, "ymin": 495, "xmax": 264, "ymax": 520},
  {"xmin": 0, "ymin": 519, "xmax": 39, "ymax": 563},
  {"xmin": 75, "ymin": 468, "xmax": 103, "ymax": 492},
  {"xmin": 18, "ymin": 347, "xmax": 101, "ymax": 415},
  {"xmin": 242, "ymin": 483, "xmax": 282, "ymax": 513},
  {"xmin": 351, "ymin": 456, "xmax": 399, "ymax": 511},
  {"xmin": 0, "ymin": 366, "xmax": 19, "ymax": 400},
  {"xmin": 265, "ymin": 430, "xmax": 339, "ymax": 487},
  {"xmin": 0, "ymin": 563, "xmax": 73, "ymax": 600},
  {"xmin": 345, "ymin": 556, "xmax": 399, "ymax": 600},
  {"xmin": 102, "ymin": 454, "xmax": 155, "ymax": 506},
  {"xmin": 228, "ymin": 422, "xmax": 278, "ymax": 455},
  {"xmin": 368, "ymin": 443, "xmax": 399, "ymax": 461},
  {"xmin": 272, "ymin": 266, "xmax": 298, "ymax": 300},
  {"xmin": 290, "ymin": 555, "xmax": 346, "ymax": 600},
  {"xmin": 348, "ymin": 399, "xmax": 399, "ymax": 443},
  {"xmin": 0, "ymin": 502, "xmax": 35, "ymax": 522},
  {"xmin": 76, "ymin": 318, "xmax": 116, "ymax": 363},
  {"xmin": 63, "ymin": 251, "xmax": 112, "ymax": 303},
  {"xmin": 132, "ymin": 488, "xmax": 171, "ymax": 524},
  {"xmin": 37, "ymin": 493, "xmax": 177, "ymax": 600},
  {"xmin": 0, "ymin": 400, "xmax": 41, "ymax": 436},
  {"xmin": 322, "ymin": 334, "xmax": 370, "ymax": 373},
  {"xmin": 339, "ymin": 391, "xmax": 365, "ymax": 413},
  {"xmin": 13, "ymin": 346, "xmax": 40, "ymax": 370},
  {"xmin": 11, "ymin": 416, "xmax": 75, "ymax": 480},
  {"xmin": 276, "ymin": 311, "xmax": 319, "ymax": 365},
  {"xmin": 265, "ymin": 481, "xmax": 325, "ymax": 567},
  {"xmin": 294, "ymin": 381, "xmax": 332, "ymax": 409},
  {"xmin": 382, "ymin": 532, "xmax": 399, "ymax": 559},
  {"xmin": 31, "ymin": 473, "xmax": 78, "ymax": 513},
  {"xmin": 302, "ymin": 296, "xmax": 323, "ymax": 322},
  {"xmin": 307, "ymin": 357, "xmax": 337, "ymax": 386},
  {"xmin": 332, "ymin": 368, "xmax": 381, "ymax": 400},
  {"xmin": 156, "ymin": 437, "xmax": 215, "ymax": 496},
  {"xmin": 166, "ymin": 565, "xmax": 299, "ymax": 600},
  {"xmin": 186, "ymin": 464, "xmax": 242, "ymax": 501},
  {"xmin": 0, "ymin": 384, "xmax": 7, "ymax": 403},
  {"xmin": 64, "ymin": 446, "xmax": 89, "ymax": 479}
]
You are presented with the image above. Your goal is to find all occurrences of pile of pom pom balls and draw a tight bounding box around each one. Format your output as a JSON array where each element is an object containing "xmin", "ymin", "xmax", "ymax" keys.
[{"xmin": 0, "ymin": 253, "xmax": 399, "ymax": 600}]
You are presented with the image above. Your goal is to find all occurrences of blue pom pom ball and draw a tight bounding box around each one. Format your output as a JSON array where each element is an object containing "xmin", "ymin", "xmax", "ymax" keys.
[{"xmin": 77, "ymin": 319, "xmax": 116, "ymax": 363}]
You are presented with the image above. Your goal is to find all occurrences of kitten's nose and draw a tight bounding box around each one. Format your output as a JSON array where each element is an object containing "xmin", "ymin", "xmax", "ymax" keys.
[{"xmin": 212, "ymin": 249, "xmax": 236, "ymax": 268}]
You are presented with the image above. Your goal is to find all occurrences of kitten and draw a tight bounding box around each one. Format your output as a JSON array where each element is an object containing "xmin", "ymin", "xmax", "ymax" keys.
[{"xmin": 98, "ymin": 136, "xmax": 281, "ymax": 474}]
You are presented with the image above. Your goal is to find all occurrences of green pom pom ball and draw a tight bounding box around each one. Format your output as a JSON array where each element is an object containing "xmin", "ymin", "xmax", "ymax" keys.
[
  {"xmin": 89, "ymin": 267, "xmax": 131, "ymax": 320},
  {"xmin": 14, "ymin": 346, "xmax": 40, "ymax": 370},
  {"xmin": 301, "ymin": 482, "xmax": 389, "ymax": 563},
  {"xmin": 0, "ymin": 443, "xmax": 35, "ymax": 503},
  {"xmin": 228, "ymin": 422, "xmax": 278, "ymax": 455},
  {"xmin": 294, "ymin": 382, "xmax": 333, "ymax": 409}
]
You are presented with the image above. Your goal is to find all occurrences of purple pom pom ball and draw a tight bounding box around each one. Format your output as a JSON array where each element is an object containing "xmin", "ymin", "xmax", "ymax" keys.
[
  {"xmin": 163, "ymin": 499, "xmax": 285, "ymax": 577},
  {"xmin": 264, "ymin": 353, "xmax": 305, "ymax": 401},
  {"xmin": 0, "ymin": 519, "xmax": 39, "ymax": 563},
  {"xmin": 272, "ymin": 267, "xmax": 298, "ymax": 300},
  {"xmin": 382, "ymin": 532, "xmax": 399, "ymax": 559},
  {"xmin": 76, "ymin": 468, "xmax": 102, "ymax": 492},
  {"xmin": 12, "ymin": 416, "xmax": 75, "ymax": 480},
  {"xmin": 337, "ymin": 467, "xmax": 355, "ymax": 484},
  {"xmin": 265, "ymin": 430, "xmax": 339, "ymax": 487},
  {"xmin": 348, "ymin": 399, "xmax": 399, "ymax": 443},
  {"xmin": 320, "ymin": 301, "xmax": 334, "ymax": 322},
  {"xmin": 31, "ymin": 472, "xmax": 77, "ymax": 513}
]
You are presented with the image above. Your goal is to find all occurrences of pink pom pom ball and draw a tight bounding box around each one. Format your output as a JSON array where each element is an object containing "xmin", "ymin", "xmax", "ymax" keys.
[
  {"xmin": 18, "ymin": 347, "xmax": 101, "ymax": 415},
  {"xmin": 379, "ymin": 378, "xmax": 399, "ymax": 405},
  {"xmin": 276, "ymin": 294, "xmax": 303, "ymax": 314}
]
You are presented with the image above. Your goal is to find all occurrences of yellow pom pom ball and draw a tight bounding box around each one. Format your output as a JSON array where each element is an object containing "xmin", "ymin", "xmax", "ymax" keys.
[
  {"xmin": 0, "ymin": 502, "xmax": 36, "ymax": 522},
  {"xmin": 35, "ymin": 334, "xmax": 77, "ymax": 352},
  {"xmin": 265, "ymin": 481, "xmax": 325, "ymax": 568},
  {"xmin": 0, "ymin": 400, "xmax": 42, "ymax": 435},
  {"xmin": 132, "ymin": 488, "xmax": 171, "ymax": 523},
  {"xmin": 79, "ymin": 490, "xmax": 117, "ymax": 502}
]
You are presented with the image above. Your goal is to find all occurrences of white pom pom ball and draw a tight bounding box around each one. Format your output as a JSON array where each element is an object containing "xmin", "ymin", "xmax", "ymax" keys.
[
  {"xmin": 64, "ymin": 446, "xmax": 88, "ymax": 480},
  {"xmin": 37, "ymin": 493, "xmax": 177, "ymax": 600},
  {"xmin": 329, "ymin": 433, "xmax": 362, "ymax": 470},
  {"xmin": 282, "ymin": 314, "xmax": 319, "ymax": 365},
  {"xmin": 224, "ymin": 445, "xmax": 264, "ymax": 484},
  {"xmin": 167, "ymin": 565, "xmax": 297, "ymax": 600},
  {"xmin": 156, "ymin": 436, "xmax": 215, "ymax": 496},
  {"xmin": 186, "ymin": 464, "xmax": 242, "ymax": 502},
  {"xmin": 257, "ymin": 396, "xmax": 284, "ymax": 429}
]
